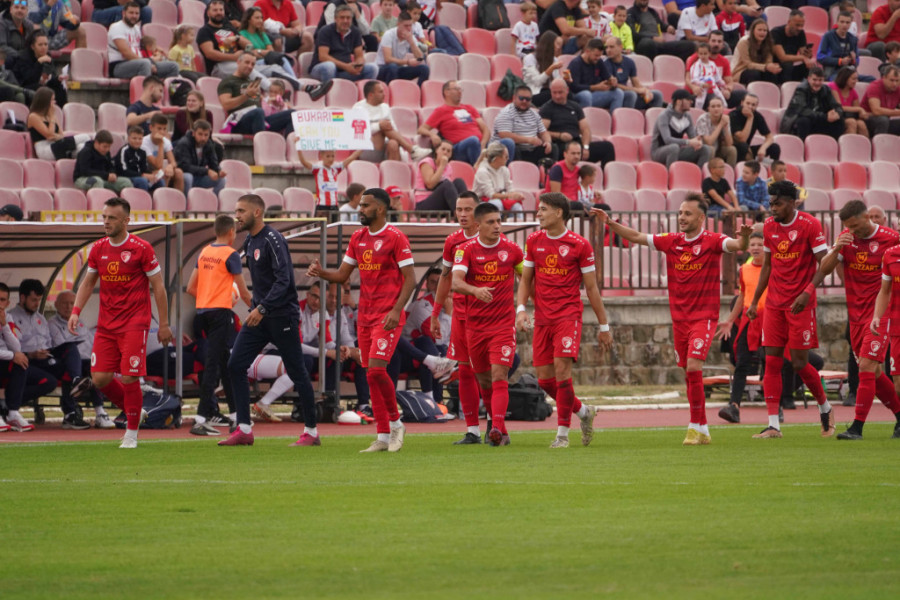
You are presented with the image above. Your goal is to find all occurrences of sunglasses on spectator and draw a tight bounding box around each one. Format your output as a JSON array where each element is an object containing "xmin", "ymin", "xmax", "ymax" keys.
[
  {"xmin": 12, "ymin": 0, "xmax": 27, "ymax": 6},
  {"xmin": 517, "ymin": 96, "xmax": 532, "ymax": 102}
]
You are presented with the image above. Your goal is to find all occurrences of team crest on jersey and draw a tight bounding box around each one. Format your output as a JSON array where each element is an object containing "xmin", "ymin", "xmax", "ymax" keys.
[
  {"xmin": 129, "ymin": 355, "xmax": 140, "ymax": 368},
  {"xmin": 454, "ymin": 249, "xmax": 464, "ymax": 263},
  {"xmin": 559, "ymin": 245, "xmax": 569, "ymax": 257},
  {"xmin": 802, "ymin": 330, "xmax": 811, "ymax": 343},
  {"xmin": 121, "ymin": 251, "xmax": 131, "ymax": 263},
  {"xmin": 374, "ymin": 240, "xmax": 383, "ymax": 251},
  {"xmin": 788, "ymin": 230, "xmax": 798, "ymax": 242},
  {"xmin": 377, "ymin": 338, "xmax": 388, "ymax": 351},
  {"xmin": 870, "ymin": 242, "xmax": 880, "ymax": 253},
  {"xmin": 857, "ymin": 252, "xmax": 869, "ymax": 264},
  {"xmin": 872, "ymin": 341, "xmax": 882, "ymax": 353},
  {"xmin": 498, "ymin": 250, "xmax": 508, "ymax": 262},
  {"xmin": 692, "ymin": 338, "xmax": 704, "ymax": 350},
  {"xmin": 562, "ymin": 336, "xmax": 573, "ymax": 349},
  {"xmin": 692, "ymin": 245, "xmax": 701, "ymax": 256},
  {"xmin": 501, "ymin": 345, "xmax": 512, "ymax": 357},
  {"xmin": 254, "ymin": 249, "xmax": 260, "ymax": 261}
]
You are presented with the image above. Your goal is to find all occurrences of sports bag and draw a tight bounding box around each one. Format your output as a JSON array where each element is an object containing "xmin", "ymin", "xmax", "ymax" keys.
[
  {"xmin": 115, "ymin": 390, "xmax": 183, "ymax": 429},
  {"xmin": 478, "ymin": 0, "xmax": 510, "ymax": 31},
  {"xmin": 396, "ymin": 390, "xmax": 444, "ymax": 423},
  {"xmin": 506, "ymin": 374, "xmax": 552, "ymax": 421}
]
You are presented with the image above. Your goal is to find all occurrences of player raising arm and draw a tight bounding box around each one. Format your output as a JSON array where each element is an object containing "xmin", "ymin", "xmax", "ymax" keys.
[
  {"xmin": 516, "ymin": 192, "xmax": 613, "ymax": 449},
  {"xmin": 746, "ymin": 181, "xmax": 834, "ymax": 439},
  {"xmin": 593, "ymin": 194, "xmax": 750, "ymax": 445},
  {"xmin": 308, "ymin": 188, "xmax": 417, "ymax": 453},
  {"xmin": 68, "ymin": 198, "xmax": 173, "ymax": 449}
]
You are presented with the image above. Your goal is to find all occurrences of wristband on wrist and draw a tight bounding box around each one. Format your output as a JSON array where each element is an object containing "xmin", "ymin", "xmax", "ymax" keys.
[
  {"xmin": 431, "ymin": 305, "xmax": 441, "ymax": 317},
  {"xmin": 599, "ymin": 324, "xmax": 610, "ymax": 332},
  {"xmin": 804, "ymin": 283, "xmax": 815, "ymax": 295},
  {"xmin": 72, "ymin": 306, "xmax": 81, "ymax": 316},
  {"xmin": 516, "ymin": 304, "xmax": 526, "ymax": 314}
]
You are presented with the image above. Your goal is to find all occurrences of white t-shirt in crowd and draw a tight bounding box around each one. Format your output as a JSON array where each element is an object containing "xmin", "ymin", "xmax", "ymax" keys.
[
  {"xmin": 676, "ymin": 7, "xmax": 716, "ymax": 41},
  {"xmin": 108, "ymin": 20, "xmax": 142, "ymax": 63}
]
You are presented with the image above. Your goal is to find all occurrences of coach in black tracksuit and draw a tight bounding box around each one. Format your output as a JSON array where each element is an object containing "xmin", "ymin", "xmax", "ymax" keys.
[{"xmin": 225, "ymin": 194, "xmax": 318, "ymax": 440}]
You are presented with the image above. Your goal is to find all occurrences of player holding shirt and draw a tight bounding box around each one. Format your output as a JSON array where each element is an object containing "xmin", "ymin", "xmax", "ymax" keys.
[
  {"xmin": 452, "ymin": 203, "xmax": 524, "ymax": 446},
  {"xmin": 869, "ymin": 245, "xmax": 900, "ymax": 440},
  {"xmin": 429, "ymin": 192, "xmax": 485, "ymax": 445},
  {"xmin": 595, "ymin": 193, "xmax": 750, "ymax": 445},
  {"xmin": 747, "ymin": 181, "xmax": 834, "ymax": 439},
  {"xmin": 68, "ymin": 198, "xmax": 173, "ymax": 449},
  {"xmin": 516, "ymin": 192, "xmax": 613, "ymax": 449},
  {"xmin": 308, "ymin": 188, "xmax": 416, "ymax": 453}
]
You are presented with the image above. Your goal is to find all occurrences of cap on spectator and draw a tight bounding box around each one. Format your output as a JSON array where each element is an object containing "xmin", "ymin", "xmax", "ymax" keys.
[
  {"xmin": 385, "ymin": 185, "xmax": 404, "ymax": 198},
  {"xmin": 671, "ymin": 89, "xmax": 694, "ymax": 103},
  {"xmin": 0, "ymin": 204, "xmax": 24, "ymax": 221}
]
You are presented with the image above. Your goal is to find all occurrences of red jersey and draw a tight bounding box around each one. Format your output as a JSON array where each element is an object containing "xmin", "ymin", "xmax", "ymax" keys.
[
  {"xmin": 86, "ymin": 233, "xmax": 160, "ymax": 333},
  {"xmin": 881, "ymin": 246, "xmax": 900, "ymax": 323},
  {"xmin": 424, "ymin": 104, "xmax": 482, "ymax": 144},
  {"xmin": 441, "ymin": 228, "xmax": 479, "ymax": 320},
  {"xmin": 838, "ymin": 225, "xmax": 899, "ymax": 323},
  {"xmin": 763, "ymin": 212, "xmax": 828, "ymax": 310},
  {"xmin": 452, "ymin": 236, "xmax": 524, "ymax": 329},
  {"xmin": 524, "ymin": 228, "xmax": 595, "ymax": 326},
  {"xmin": 344, "ymin": 223, "xmax": 414, "ymax": 328},
  {"xmin": 651, "ymin": 229, "xmax": 730, "ymax": 321}
]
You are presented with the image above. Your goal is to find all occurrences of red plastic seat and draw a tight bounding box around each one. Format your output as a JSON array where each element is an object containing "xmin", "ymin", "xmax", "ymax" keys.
[
  {"xmin": 490, "ymin": 55, "xmax": 523, "ymax": 80},
  {"xmin": 0, "ymin": 130, "xmax": 28, "ymax": 160},
  {"xmin": 20, "ymin": 188, "xmax": 53, "ymax": 214},
  {"xmin": 833, "ymin": 162, "xmax": 868, "ymax": 192},
  {"xmin": 872, "ymin": 134, "xmax": 900, "ymax": 162},
  {"xmin": 0, "ymin": 158, "xmax": 24, "ymax": 189},
  {"xmin": 608, "ymin": 135, "xmax": 639, "ymax": 164},
  {"xmin": 839, "ymin": 134, "xmax": 872, "ymax": 163},
  {"xmin": 668, "ymin": 161, "xmax": 702, "ymax": 190},
  {"xmin": 458, "ymin": 80, "xmax": 486, "ymax": 109},
  {"xmin": 652, "ymin": 55, "xmax": 685, "ymax": 85},
  {"xmin": 23, "ymin": 159, "xmax": 56, "ymax": 190},
  {"xmin": 388, "ymin": 79, "xmax": 421, "ymax": 109},
  {"xmin": 325, "ymin": 78, "xmax": 359, "ymax": 108},
  {"xmin": 120, "ymin": 187, "xmax": 153, "ymax": 211},
  {"xmin": 148, "ymin": 0, "xmax": 178, "ymax": 26},
  {"xmin": 603, "ymin": 162, "xmax": 637, "ymax": 191},
  {"xmin": 426, "ymin": 53, "xmax": 458, "ymax": 82},
  {"xmin": 484, "ymin": 81, "xmax": 507, "ymax": 108},
  {"xmin": 800, "ymin": 162, "xmax": 834, "ymax": 191},
  {"xmin": 253, "ymin": 187, "xmax": 283, "ymax": 209},
  {"xmin": 185, "ymin": 188, "xmax": 216, "ymax": 213},
  {"xmin": 584, "ymin": 107, "xmax": 612, "ymax": 138},
  {"xmin": 391, "ymin": 106, "xmax": 419, "ymax": 138},
  {"xmin": 253, "ymin": 132, "xmax": 291, "ymax": 168},
  {"xmin": 634, "ymin": 189, "xmax": 666, "ymax": 211},
  {"xmin": 347, "ymin": 161, "xmax": 381, "ymax": 189},
  {"xmin": 462, "ymin": 28, "xmax": 496, "ymax": 56},
  {"xmin": 54, "ymin": 188, "xmax": 87, "ymax": 210},
  {"xmin": 799, "ymin": 5, "xmax": 828, "ymax": 35},
  {"xmin": 450, "ymin": 160, "xmax": 475, "ymax": 189},
  {"xmin": 62, "ymin": 102, "xmax": 96, "ymax": 134},
  {"xmin": 637, "ymin": 161, "xmax": 668, "ymax": 191},
  {"xmin": 863, "ymin": 189, "xmax": 897, "ymax": 210},
  {"xmin": 218, "ymin": 189, "xmax": 246, "ymax": 212},
  {"xmin": 632, "ymin": 54, "xmax": 654, "ymax": 84},
  {"xmin": 601, "ymin": 189, "xmax": 635, "ymax": 212},
  {"xmin": 611, "ymin": 107, "xmax": 643, "ymax": 137},
  {"xmin": 178, "ymin": 0, "xmax": 206, "ymax": 26},
  {"xmin": 774, "ymin": 134, "xmax": 804, "ymax": 163},
  {"xmin": 763, "ymin": 5, "xmax": 790, "ymax": 29},
  {"xmin": 220, "ymin": 160, "xmax": 252, "ymax": 190},
  {"xmin": 458, "ymin": 54, "xmax": 491, "ymax": 82},
  {"xmin": 154, "ymin": 187, "xmax": 187, "ymax": 213},
  {"xmin": 86, "ymin": 188, "xmax": 118, "ymax": 210},
  {"xmin": 804, "ymin": 134, "xmax": 839, "ymax": 164},
  {"xmin": 508, "ymin": 161, "xmax": 540, "ymax": 192},
  {"xmin": 283, "ymin": 187, "xmax": 316, "ymax": 213},
  {"xmin": 869, "ymin": 161, "xmax": 900, "ymax": 191},
  {"xmin": 421, "ymin": 80, "xmax": 445, "ymax": 108},
  {"xmin": 380, "ymin": 160, "xmax": 414, "ymax": 189},
  {"xmin": 79, "ymin": 20, "xmax": 108, "ymax": 52},
  {"xmin": 644, "ymin": 107, "xmax": 664, "ymax": 134},
  {"xmin": 437, "ymin": 2, "xmax": 467, "ymax": 29},
  {"xmin": 494, "ymin": 28, "xmax": 515, "ymax": 57},
  {"xmin": 831, "ymin": 189, "xmax": 862, "ymax": 211},
  {"xmin": 746, "ymin": 81, "xmax": 781, "ymax": 109},
  {"xmin": 97, "ymin": 102, "xmax": 127, "ymax": 135},
  {"xmin": 69, "ymin": 48, "xmax": 107, "ymax": 84}
]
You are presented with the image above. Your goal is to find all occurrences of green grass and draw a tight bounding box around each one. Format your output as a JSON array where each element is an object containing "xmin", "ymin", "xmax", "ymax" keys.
[{"xmin": 2, "ymin": 425, "xmax": 900, "ymax": 599}]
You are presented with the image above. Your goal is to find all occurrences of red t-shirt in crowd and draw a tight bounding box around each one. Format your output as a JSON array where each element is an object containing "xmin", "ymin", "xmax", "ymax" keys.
[
  {"xmin": 425, "ymin": 104, "xmax": 483, "ymax": 144},
  {"xmin": 867, "ymin": 5, "xmax": 900, "ymax": 46},
  {"xmin": 545, "ymin": 160, "xmax": 580, "ymax": 201},
  {"xmin": 254, "ymin": 0, "xmax": 298, "ymax": 26},
  {"xmin": 861, "ymin": 78, "xmax": 900, "ymax": 113}
]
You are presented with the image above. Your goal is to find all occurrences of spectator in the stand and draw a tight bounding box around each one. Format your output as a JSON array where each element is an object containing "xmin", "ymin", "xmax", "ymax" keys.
[
  {"xmin": 771, "ymin": 9, "xmax": 815, "ymax": 83},
  {"xmin": 126, "ymin": 75, "xmax": 163, "ymax": 135},
  {"xmin": 255, "ymin": 0, "xmax": 314, "ymax": 54},
  {"xmin": 663, "ymin": 0, "xmax": 693, "ymax": 29},
  {"xmin": 417, "ymin": 80, "xmax": 491, "ymax": 165},
  {"xmin": 174, "ymin": 119, "xmax": 227, "ymax": 197},
  {"xmin": 116, "ymin": 125, "xmax": 161, "ymax": 192},
  {"xmin": 91, "ymin": 0, "xmax": 151, "ymax": 27},
  {"xmin": 828, "ymin": 66, "xmax": 869, "ymax": 137},
  {"xmin": 10, "ymin": 30, "xmax": 67, "ymax": 106},
  {"xmin": 686, "ymin": 30, "xmax": 741, "ymax": 108},
  {"xmin": 223, "ymin": 0, "xmax": 244, "ymax": 30},
  {"xmin": 523, "ymin": 30, "xmax": 564, "ymax": 108},
  {"xmin": 28, "ymin": 0, "xmax": 85, "ymax": 51},
  {"xmin": 0, "ymin": 0, "xmax": 38, "ymax": 62},
  {"xmin": 730, "ymin": 93, "xmax": 780, "ymax": 162},
  {"xmin": 781, "ymin": 67, "xmax": 845, "ymax": 140},
  {"xmin": 414, "ymin": 138, "xmax": 466, "ymax": 212},
  {"xmin": 869, "ymin": 205, "xmax": 887, "ymax": 226},
  {"xmin": 539, "ymin": 0, "xmax": 595, "ymax": 54},
  {"xmin": 239, "ymin": 7, "xmax": 304, "ymax": 91},
  {"xmin": 731, "ymin": 18, "xmax": 781, "ymax": 85},
  {"xmin": 567, "ymin": 38, "xmax": 625, "ymax": 112},
  {"xmin": 879, "ymin": 41, "xmax": 900, "ymax": 76},
  {"xmin": 861, "ymin": 65, "xmax": 900, "ymax": 136},
  {"xmin": 473, "ymin": 142, "xmax": 525, "ymax": 213},
  {"xmin": 0, "ymin": 49, "xmax": 28, "ymax": 103},
  {"xmin": 865, "ymin": 0, "xmax": 900, "ymax": 61},
  {"xmin": 544, "ymin": 140, "xmax": 584, "ymax": 203},
  {"xmin": 198, "ymin": 0, "xmax": 258, "ymax": 78},
  {"xmin": 627, "ymin": 0, "xmax": 695, "ymax": 60},
  {"xmin": 319, "ymin": 0, "xmax": 378, "ymax": 52},
  {"xmin": 512, "ymin": 2, "xmax": 540, "ymax": 58},
  {"xmin": 174, "ymin": 91, "xmax": 213, "ymax": 142},
  {"xmin": 584, "ymin": 0, "xmax": 612, "ymax": 40},
  {"xmin": 352, "ymin": 80, "xmax": 430, "ymax": 162},
  {"xmin": 296, "ymin": 149, "xmax": 362, "ymax": 210},
  {"xmin": 702, "ymin": 156, "xmax": 741, "ymax": 213},
  {"xmin": 695, "ymin": 96, "xmax": 736, "ymax": 166},
  {"xmin": 371, "ymin": 0, "xmax": 397, "ymax": 43},
  {"xmin": 610, "ymin": 5, "xmax": 634, "ymax": 54},
  {"xmin": 540, "ymin": 78, "xmax": 616, "ymax": 167},
  {"xmin": 217, "ymin": 52, "xmax": 297, "ymax": 135},
  {"xmin": 817, "ymin": 11, "xmax": 863, "ymax": 81},
  {"xmin": 143, "ymin": 113, "xmax": 185, "ymax": 191},
  {"xmin": 715, "ymin": 0, "xmax": 761, "ymax": 29},
  {"xmin": 74, "ymin": 130, "xmax": 134, "ymax": 193},
  {"xmin": 605, "ymin": 35, "xmax": 663, "ymax": 109},
  {"xmin": 0, "ymin": 281, "xmax": 45, "ymax": 434},
  {"xmin": 168, "ymin": 25, "xmax": 201, "ymax": 83},
  {"xmin": 340, "ymin": 182, "xmax": 364, "ymax": 222},
  {"xmin": 651, "ymin": 88, "xmax": 712, "ymax": 168},
  {"xmin": 689, "ymin": 42, "xmax": 727, "ymax": 108},
  {"xmin": 490, "ymin": 85, "xmax": 554, "ymax": 166},
  {"xmin": 108, "ymin": 2, "xmax": 179, "ymax": 79},
  {"xmin": 27, "ymin": 86, "xmax": 90, "ymax": 161},
  {"xmin": 0, "ymin": 203, "xmax": 23, "ymax": 220},
  {"xmin": 715, "ymin": 0, "xmax": 745, "ymax": 50},
  {"xmin": 734, "ymin": 159, "xmax": 769, "ymax": 211},
  {"xmin": 675, "ymin": 0, "xmax": 715, "ymax": 44},
  {"xmin": 376, "ymin": 11, "xmax": 429, "ymax": 86},
  {"xmin": 310, "ymin": 4, "xmax": 378, "ymax": 82}
]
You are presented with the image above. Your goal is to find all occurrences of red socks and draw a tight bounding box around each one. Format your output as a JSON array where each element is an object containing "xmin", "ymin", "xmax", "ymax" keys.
[
  {"xmin": 458, "ymin": 364, "xmax": 481, "ymax": 428},
  {"xmin": 764, "ymin": 355, "xmax": 784, "ymax": 416},
  {"xmin": 685, "ymin": 370, "xmax": 706, "ymax": 425},
  {"xmin": 366, "ymin": 367, "xmax": 399, "ymax": 434},
  {"xmin": 100, "ymin": 377, "xmax": 126, "ymax": 411},
  {"xmin": 123, "ymin": 380, "xmax": 142, "ymax": 430},
  {"xmin": 480, "ymin": 383, "xmax": 493, "ymax": 420},
  {"xmin": 856, "ymin": 371, "xmax": 876, "ymax": 422},
  {"xmin": 797, "ymin": 362, "xmax": 827, "ymax": 405},
  {"xmin": 875, "ymin": 373, "xmax": 900, "ymax": 414},
  {"xmin": 491, "ymin": 380, "xmax": 509, "ymax": 434},
  {"xmin": 556, "ymin": 379, "xmax": 576, "ymax": 428},
  {"xmin": 538, "ymin": 378, "xmax": 557, "ymax": 398}
]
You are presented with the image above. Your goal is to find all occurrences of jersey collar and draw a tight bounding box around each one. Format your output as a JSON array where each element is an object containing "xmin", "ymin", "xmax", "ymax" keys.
[
  {"xmin": 477, "ymin": 236, "xmax": 501, "ymax": 248},
  {"xmin": 684, "ymin": 229, "xmax": 704, "ymax": 243},
  {"xmin": 368, "ymin": 223, "xmax": 390, "ymax": 236},
  {"xmin": 779, "ymin": 212, "xmax": 799, "ymax": 227},
  {"xmin": 861, "ymin": 224, "xmax": 880, "ymax": 240},
  {"xmin": 546, "ymin": 228, "xmax": 569, "ymax": 240},
  {"xmin": 108, "ymin": 233, "xmax": 130, "ymax": 247}
]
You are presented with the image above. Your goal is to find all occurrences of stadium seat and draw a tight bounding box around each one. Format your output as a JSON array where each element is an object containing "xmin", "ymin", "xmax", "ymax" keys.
[
  {"xmin": 20, "ymin": 189, "xmax": 54, "ymax": 214},
  {"xmin": 97, "ymin": 102, "xmax": 127, "ymax": 136},
  {"xmin": 608, "ymin": 135, "xmax": 639, "ymax": 164},
  {"xmin": 0, "ymin": 130, "xmax": 28, "ymax": 160},
  {"xmin": 649, "ymin": 81, "xmax": 679, "ymax": 103},
  {"xmin": 833, "ymin": 162, "xmax": 868, "ymax": 192},
  {"xmin": 55, "ymin": 159, "xmax": 76, "ymax": 188},
  {"xmin": 872, "ymin": 134, "xmax": 900, "ymax": 162},
  {"xmin": 804, "ymin": 134, "xmax": 839, "ymax": 164},
  {"xmin": 185, "ymin": 188, "xmax": 215, "ymax": 213},
  {"xmin": 668, "ymin": 161, "xmax": 702, "ymax": 190},
  {"xmin": 388, "ymin": 79, "xmax": 421, "ymax": 109},
  {"xmin": 858, "ymin": 55, "xmax": 882, "ymax": 80},
  {"xmin": 325, "ymin": 78, "xmax": 359, "ymax": 108},
  {"xmin": 0, "ymin": 158, "xmax": 24, "ymax": 189},
  {"xmin": 637, "ymin": 162, "xmax": 668, "ymax": 192},
  {"xmin": 207, "ymin": 105, "xmax": 226, "ymax": 131},
  {"xmin": 582, "ymin": 107, "xmax": 612, "ymax": 139},
  {"xmin": 780, "ymin": 81, "xmax": 800, "ymax": 107},
  {"xmin": 86, "ymin": 188, "xmax": 118, "ymax": 210},
  {"xmin": 218, "ymin": 188, "xmax": 246, "ymax": 212},
  {"xmin": 148, "ymin": 0, "xmax": 178, "ymax": 26},
  {"xmin": 459, "ymin": 54, "xmax": 491, "ymax": 82},
  {"xmin": 638, "ymin": 135, "xmax": 653, "ymax": 161},
  {"xmin": 490, "ymin": 55, "xmax": 523, "ymax": 80},
  {"xmin": 756, "ymin": 108, "xmax": 781, "ymax": 138},
  {"xmin": 774, "ymin": 134, "xmax": 804, "ymax": 163},
  {"xmin": 0, "ymin": 101, "xmax": 28, "ymax": 125},
  {"xmin": 863, "ymin": 189, "xmax": 897, "ymax": 210},
  {"xmin": 120, "ymin": 187, "xmax": 153, "ymax": 211},
  {"xmin": 466, "ymin": 3, "xmax": 478, "ymax": 28},
  {"xmin": 747, "ymin": 81, "xmax": 781, "ymax": 109},
  {"xmin": 702, "ymin": 162, "xmax": 735, "ymax": 187},
  {"xmin": 632, "ymin": 54, "xmax": 653, "ymax": 84},
  {"xmin": 869, "ymin": 161, "xmax": 900, "ymax": 191},
  {"xmin": 179, "ymin": 0, "xmax": 206, "ymax": 26},
  {"xmin": 459, "ymin": 80, "xmax": 486, "ymax": 109},
  {"xmin": 800, "ymin": 162, "xmax": 834, "ymax": 191},
  {"xmin": 391, "ymin": 106, "xmax": 419, "ymax": 138},
  {"xmin": 484, "ymin": 81, "xmax": 508, "ymax": 108},
  {"xmin": 283, "ymin": 187, "xmax": 316, "ymax": 213},
  {"xmin": 54, "ymin": 188, "xmax": 87, "ymax": 211},
  {"xmin": 129, "ymin": 75, "xmax": 147, "ymax": 104},
  {"xmin": 799, "ymin": 5, "xmax": 828, "ymax": 35},
  {"xmin": 784, "ymin": 162, "xmax": 802, "ymax": 186},
  {"xmin": 294, "ymin": 88, "xmax": 326, "ymax": 109},
  {"xmin": 644, "ymin": 106, "xmax": 664, "ymax": 134},
  {"xmin": 831, "ymin": 189, "xmax": 862, "ymax": 211},
  {"xmin": 604, "ymin": 162, "xmax": 637, "ymax": 191},
  {"xmin": 602, "ymin": 189, "xmax": 635, "ymax": 212},
  {"xmin": 494, "ymin": 28, "xmax": 515, "ymax": 56},
  {"xmin": 421, "ymin": 80, "xmax": 445, "ymax": 108},
  {"xmin": 253, "ymin": 132, "xmax": 290, "ymax": 168},
  {"xmin": 634, "ymin": 189, "xmax": 666, "ymax": 211},
  {"xmin": 69, "ymin": 48, "xmax": 108, "ymax": 84},
  {"xmin": 23, "ymin": 160, "xmax": 56, "ymax": 190},
  {"xmin": 652, "ymin": 55, "xmax": 685, "ymax": 85},
  {"xmin": 610, "ymin": 107, "xmax": 643, "ymax": 137},
  {"xmin": 62, "ymin": 102, "xmax": 96, "ymax": 134},
  {"xmin": 380, "ymin": 160, "xmax": 414, "ymax": 189},
  {"xmin": 763, "ymin": 5, "xmax": 790, "ymax": 29},
  {"xmin": 150, "ymin": 187, "xmax": 185, "ymax": 214},
  {"xmin": 305, "ymin": 0, "xmax": 326, "ymax": 25},
  {"xmin": 426, "ymin": 53, "xmax": 457, "ymax": 82},
  {"xmin": 79, "ymin": 21, "xmax": 108, "ymax": 52},
  {"xmin": 220, "ymin": 160, "xmax": 252, "ymax": 189},
  {"xmin": 0, "ymin": 189, "xmax": 19, "ymax": 208},
  {"xmin": 838, "ymin": 134, "xmax": 872, "ymax": 165},
  {"xmin": 508, "ymin": 161, "xmax": 540, "ymax": 193},
  {"xmin": 462, "ymin": 28, "xmax": 496, "ymax": 56},
  {"xmin": 665, "ymin": 188, "xmax": 692, "ymax": 211},
  {"xmin": 437, "ymin": 2, "xmax": 467, "ymax": 29},
  {"xmin": 293, "ymin": 2, "xmax": 307, "ymax": 27},
  {"xmin": 448, "ymin": 160, "xmax": 473, "ymax": 189},
  {"xmin": 297, "ymin": 52, "xmax": 314, "ymax": 78},
  {"xmin": 347, "ymin": 161, "xmax": 380, "ymax": 189},
  {"xmin": 253, "ymin": 187, "xmax": 283, "ymax": 209},
  {"xmin": 197, "ymin": 77, "xmax": 222, "ymax": 106}
]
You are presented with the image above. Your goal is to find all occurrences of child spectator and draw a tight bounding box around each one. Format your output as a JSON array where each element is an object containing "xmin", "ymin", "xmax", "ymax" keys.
[
  {"xmin": 168, "ymin": 25, "xmax": 201, "ymax": 83},
  {"xmin": 577, "ymin": 163, "xmax": 602, "ymax": 211},
  {"xmin": 140, "ymin": 35, "xmax": 166, "ymax": 63},
  {"xmin": 715, "ymin": 0, "xmax": 745, "ymax": 51},
  {"xmin": 340, "ymin": 182, "xmax": 365, "ymax": 222},
  {"xmin": 702, "ymin": 157, "xmax": 740, "ymax": 213},
  {"xmin": 74, "ymin": 130, "xmax": 134, "ymax": 193},
  {"xmin": 262, "ymin": 79, "xmax": 292, "ymax": 116},
  {"xmin": 297, "ymin": 149, "xmax": 363, "ymax": 210},
  {"xmin": 767, "ymin": 159, "xmax": 807, "ymax": 202},
  {"xmin": 735, "ymin": 159, "xmax": 769, "ymax": 211},
  {"xmin": 585, "ymin": 0, "xmax": 612, "ymax": 40},
  {"xmin": 836, "ymin": 0, "xmax": 860, "ymax": 37},
  {"xmin": 116, "ymin": 125, "xmax": 162, "ymax": 192},
  {"xmin": 371, "ymin": 0, "xmax": 398, "ymax": 43},
  {"xmin": 690, "ymin": 42, "xmax": 726, "ymax": 109},
  {"xmin": 879, "ymin": 41, "xmax": 900, "ymax": 77},
  {"xmin": 610, "ymin": 6, "xmax": 634, "ymax": 54},
  {"xmin": 142, "ymin": 113, "xmax": 185, "ymax": 192},
  {"xmin": 511, "ymin": 3, "xmax": 540, "ymax": 58}
]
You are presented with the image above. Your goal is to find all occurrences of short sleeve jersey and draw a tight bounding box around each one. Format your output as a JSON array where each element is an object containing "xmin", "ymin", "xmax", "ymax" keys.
[
  {"xmin": 311, "ymin": 160, "xmax": 344, "ymax": 206},
  {"xmin": 762, "ymin": 211, "xmax": 828, "ymax": 310},
  {"xmin": 837, "ymin": 225, "xmax": 900, "ymax": 323},
  {"xmin": 344, "ymin": 224, "xmax": 414, "ymax": 327},
  {"xmin": 87, "ymin": 233, "xmax": 161, "ymax": 333},
  {"xmin": 441, "ymin": 228, "xmax": 479, "ymax": 320},
  {"xmin": 881, "ymin": 246, "xmax": 900, "ymax": 323},
  {"xmin": 524, "ymin": 229, "xmax": 595, "ymax": 326},
  {"xmin": 452, "ymin": 236, "xmax": 524, "ymax": 329},
  {"xmin": 650, "ymin": 230, "xmax": 730, "ymax": 322}
]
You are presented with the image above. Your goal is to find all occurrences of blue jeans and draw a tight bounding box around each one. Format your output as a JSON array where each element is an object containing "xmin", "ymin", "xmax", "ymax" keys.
[
  {"xmin": 231, "ymin": 108, "xmax": 294, "ymax": 135},
  {"xmin": 183, "ymin": 172, "xmax": 226, "ymax": 196},
  {"xmin": 378, "ymin": 62, "xmax": 430, "ymax": 86},
  {"xmin": 91, "ymin": 6, "xmax": 152, "ymax": 27},
  {"xmin": 623, "ymin": 89, "xmax": 664, "ymax": 110},
  {"xmin": 310, "ymin": 61, "xmax": 378, "ymax": 82},
  {"xmin": 574, "ymin": 88, "xmax": 625, "ymax": 112},
  {"xmin": 452, "ymin": 136, "xmax": 482, "ymax": 165},
  {"xmin": 497, "ymin": 138, "xmax": 516, "ymax": 165}
]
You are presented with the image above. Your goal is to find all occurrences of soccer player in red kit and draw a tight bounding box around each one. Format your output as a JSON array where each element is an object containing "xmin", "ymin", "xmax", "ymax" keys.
[
  {"xmin": 452, "ymin": 202, "xmax": 524, "ymax": 446},
  {"xmin": 429, "ymin": 192, "xmax": 485, "ymax": 444},
  {"xmin": 68, "ymin": 198, "xmax": 173, "ymax": 448},
  {"xmin": 747, "ymin": 181, "xmax": 833, "ymax": 439},
  {"xmin": 869, "ymin": 244, "xmax": 900, "ymax": 439},
  {"xmin": 806, "ymin": 199, "xmax": 900, "ymax": 440},
  {"xmin": 308, "ymin": 188, "xmax": 416, "ymax": 452},
  {"xmin": 595, "ymin": 193, "xmax": 750, "ymax": 445},
  {"xmin": 516, "ymin": 192, "xmax": 613, "ymax": 448}
]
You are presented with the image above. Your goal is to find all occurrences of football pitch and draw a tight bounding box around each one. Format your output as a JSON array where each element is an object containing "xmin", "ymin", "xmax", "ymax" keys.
[{"xmin": 2, "ymin": 424, "xmax": 899, "ymax": 599}]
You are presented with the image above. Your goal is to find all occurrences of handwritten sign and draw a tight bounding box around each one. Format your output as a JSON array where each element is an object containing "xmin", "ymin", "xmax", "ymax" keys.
[{"xmin": 292, "ymin": 109, "xmax": 374, "ymax": 151}]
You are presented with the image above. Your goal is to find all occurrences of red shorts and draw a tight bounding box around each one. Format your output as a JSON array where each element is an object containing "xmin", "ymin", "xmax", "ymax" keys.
[
  {"xmin": 672, "ymin": 319, "xmax": 715, "ymax": 369},
  {"xmin": 446, "ymin": 313, "xmax": 469, "ymax": 363},
  {"xmin": 850, "ymin": 321, "xmax": 888, "ymax": 363},
  {"xmin": 890, "ymin": 330, "xmax": 900, "ymax": 375},
  {"xmin": 466, "ymin": 325, "xmax": 516, "ymax": 373},
  {"xmin": 91, "ymin": 329, "xmax": 148, "ymax": 377},
  {"xmin": 358, "ymin": 315, "xmax": 405, "ymax": 368},
  {"xmin": 533, "ymin": 320, "xmax": 582, "ymax": 367},
  {"xmin": 761, "ymin": 306, "xmax": 818, "ymax": 350}
]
